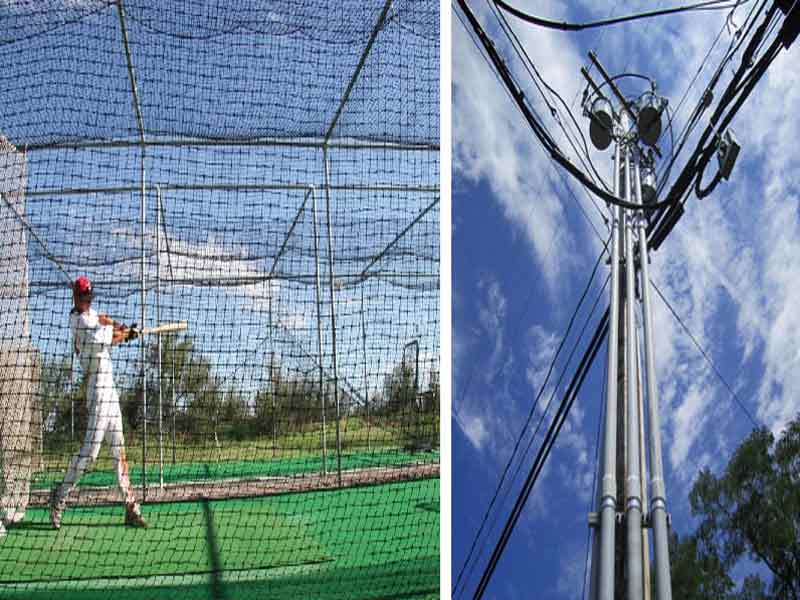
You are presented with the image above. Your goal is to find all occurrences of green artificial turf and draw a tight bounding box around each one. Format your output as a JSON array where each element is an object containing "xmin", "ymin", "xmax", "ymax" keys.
[
  {"xmin": 30, "ymin": 449, "xmax": 440, "ymax": 491},
  {"xmin": 0, "ymin": 479, "xmax": 439, "ymax": 600}
]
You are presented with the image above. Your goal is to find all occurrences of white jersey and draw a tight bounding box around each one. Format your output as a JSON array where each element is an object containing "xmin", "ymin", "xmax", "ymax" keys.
[{"xmin": 69, "ymin": 307, "xmax": 113, "ymax": 377}]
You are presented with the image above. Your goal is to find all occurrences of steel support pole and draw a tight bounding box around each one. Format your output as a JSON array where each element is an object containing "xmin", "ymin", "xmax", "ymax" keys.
[
  {"xmin": 156, "ymin": 186, "xmax": 163, "ymax": 489},
  {"xmin": 171, "ymin": 345, "xmax": 176, "ymax": 464},
  {"xmin": 322, "ymin": 147, "xmax": 343, "ymax": 487},
  {"xmin": 269, "ymin": 293, "xmax": 277, "ymax": 457},
  {"xmin": 624, "ymin": 148, "xmax": 644, "ymax": 600},
  {"xmin": 636, "ymin": 325, "xmax": 651, "ymax": 600},
  {"xmin": 70, "ymin": 352, "xmax": 75, "ymax": 442},
  {"xmin": 360, "ymin": 285, "xmax": 371, "ymax": 451},
  {"xmin": 597, "ymin": 142, "xmax": 622, "ymax": 600},
  {"xmin": 634, "ymin": 152, "xmax": 673, "ymax": 600},
  {"xmin": 588, "ymin": 351, "xmax": 607, "ymax": 600},
  {"xmin": 117, "ymin": 0, "xmax": 148, "ymax": 500},
  {"xmin": 311, "ymin": 189, "xmax": 328, "ymax": 475},
  {"xmin": 140, "ymin": 159, "xmax": 147, "ymax": 502}
]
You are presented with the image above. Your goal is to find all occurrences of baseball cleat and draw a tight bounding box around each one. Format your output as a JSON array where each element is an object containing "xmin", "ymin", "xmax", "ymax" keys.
[
  {"xmin": 124, "ymin": 505, "xmax": 148, "ymax": 529},
  {"xmin": 49, "ymin": 488, "xmax": 64, "ymax": 530}
]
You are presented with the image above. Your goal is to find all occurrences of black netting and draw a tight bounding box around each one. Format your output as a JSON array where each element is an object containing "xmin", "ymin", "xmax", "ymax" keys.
[{"xmin": 0, "ymin": 1, "xmax": 439, "ymax": 598}]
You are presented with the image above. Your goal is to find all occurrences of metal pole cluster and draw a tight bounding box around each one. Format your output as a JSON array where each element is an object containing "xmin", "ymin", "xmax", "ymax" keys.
[{"xmin": 586, "ymin": 56, "xmax": 673, "ymax": 600}]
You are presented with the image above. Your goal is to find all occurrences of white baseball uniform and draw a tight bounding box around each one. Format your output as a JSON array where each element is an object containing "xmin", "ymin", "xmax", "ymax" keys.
[{"xmin": 57, "ymin": 307, "xmax": 136, "ymax": 507}]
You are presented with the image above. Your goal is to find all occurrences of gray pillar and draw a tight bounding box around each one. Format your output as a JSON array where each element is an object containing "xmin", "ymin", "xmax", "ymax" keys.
[
  {"xmin": 634, "ymin": 152, "xmax": 673, "ymax": 600},
  {"xmin": 624, "ymin": 148, "xmax": 643, "ymax": 600},
  {"xmin": 597, "ymin": 143, "xmax": 622, "ymax": 600}
]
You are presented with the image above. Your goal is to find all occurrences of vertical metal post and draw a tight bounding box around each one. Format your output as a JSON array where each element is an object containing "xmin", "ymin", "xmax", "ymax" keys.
[
  {"xmin": 116, "ymin": 0, "xmax": 147, "ymax": 502},
  {"xmin": 634, "ymin": 151, "xmax": 673, "ymax": 600},
  {"xmin": 322, "ymin": 146, "xmax": 343, "ymax": 487},
  {"xmin": 588, "ymin": 348, "xmax": 608, "ymax": 600},
  {"xmin": 360, "ymin": 285, "xmax": 371, "ymax": 451},
  {"xmin": 636, "ymin": 325, "xmax": 651, "ymax": 600},
  {"xmin": 140, "ymin": 162, "xmax": 147, "ymax": 501},
  {"xmin": 171, "ymin": 344, "xmax": 176, "ymax": 464},
  {"xmin": 269, "ymin": 293, "xmax": 277, "ymax": 456},
  {"xmin": 70, "ymin": 352, "xmax": 75, "ymax": 442},
  {"xmin": 624, "ymin": 147, "xmax": 644, "ymax": 600},
  {"xmin": 156, "ymin": 185, "xmax": 163, "ymax": 489},
  {"xmin": 597, "ymin": 142, "xmax": 622, "ymax": 600},
  {"xmin": 311, "ymin": 188, "xmax": 328, "ymax": 475}
]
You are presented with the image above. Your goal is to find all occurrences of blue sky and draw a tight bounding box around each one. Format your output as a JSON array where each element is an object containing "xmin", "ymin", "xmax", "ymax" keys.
[
  {"xmin": 452, "ymin": 1, "xmax": 799, "ymax": 597},
  {"xmin": 0, "ymin": 0, "xmax": 440, "ymax": 411}
]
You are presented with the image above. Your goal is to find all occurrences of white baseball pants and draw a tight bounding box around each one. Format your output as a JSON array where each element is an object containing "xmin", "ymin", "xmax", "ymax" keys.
[{"xmin": 59, "ymin": 370, "xmax": 135, "ymax": 506}]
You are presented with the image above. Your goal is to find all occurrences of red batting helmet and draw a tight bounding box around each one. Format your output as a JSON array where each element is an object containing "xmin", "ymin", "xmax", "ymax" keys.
[{"xmin": 74, "ymin": 275, "xmax": 93, "ymax": 297}]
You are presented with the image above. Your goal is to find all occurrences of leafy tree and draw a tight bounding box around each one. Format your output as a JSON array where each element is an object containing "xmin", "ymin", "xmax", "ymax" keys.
[
  {"xmin": 38, "ymin": 357, "xmax": 87, "ymax": 445},
  {"xmin": 668, "ymin": 530, "xmax": 736, "ymax": 600},
  {"xmin": 119, "ymin": 335, "xmax": 222, "ymax": 443},
  {"xmin": 381, "ymin": 360, "xmax": 417, "ymax": 416},
  {"xmin": 254, "ymin": 364, "xmax": 322, "ymax": 437},
  {"xmin": 673, "ymin": 414, "xmax": 800, "ymax": 600}
]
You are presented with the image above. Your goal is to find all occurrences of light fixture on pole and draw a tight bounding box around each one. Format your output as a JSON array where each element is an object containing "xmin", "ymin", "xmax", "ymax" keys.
[
  {"xmin": 589, "ymin": 96, "xmax": 615, "ymax": 150},
  {"xmin": 637, "ymin": 92, "xmax": 666, "ymax": 147}
]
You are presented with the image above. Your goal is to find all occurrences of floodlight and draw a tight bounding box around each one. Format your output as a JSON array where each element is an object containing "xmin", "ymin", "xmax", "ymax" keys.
[
  {"xmin": 637, "ymin": 92, "xmax": 665, "ymax": 146},
  {"xmin": 589, "ymin": 97, "xmax": 614, "ymax": 150}
]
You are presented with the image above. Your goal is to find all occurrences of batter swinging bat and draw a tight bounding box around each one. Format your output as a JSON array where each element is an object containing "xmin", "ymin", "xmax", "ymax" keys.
[{"xmin": 134, "ymin": 321, "xmax": 188, "ymax": 336}]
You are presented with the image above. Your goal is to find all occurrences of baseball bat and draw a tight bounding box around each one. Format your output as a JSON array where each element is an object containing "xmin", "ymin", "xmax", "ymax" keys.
[{"xmin": 136, "ymin": 321, "xmax": 188, "ymax": 336}]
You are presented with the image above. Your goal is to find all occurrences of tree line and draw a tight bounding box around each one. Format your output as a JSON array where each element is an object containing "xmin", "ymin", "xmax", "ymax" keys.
[
  {"xmin": 38, "ymin": 335, "xmax": 439, "ymax": 449},
  {"xmin": 669, "ymin": 414, "xmax": 799, "ymax": 599}
]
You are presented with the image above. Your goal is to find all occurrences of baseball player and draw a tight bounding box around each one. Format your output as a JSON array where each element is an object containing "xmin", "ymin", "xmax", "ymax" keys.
[{"xmin": 49, "ymin": 276, "xmax": 148, "ymax": 529}]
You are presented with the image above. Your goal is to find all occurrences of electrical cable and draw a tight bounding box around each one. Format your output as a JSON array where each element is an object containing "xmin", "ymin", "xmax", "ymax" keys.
[
  {"xmin": 487, "ymin": 0, "xmax": 611, "ymax": 193},
  {"xmin": 453, "ymin": 2, "xmax": 610, "ymax": 239},
  {"xmin": 648, "ymin": 2, "xmax": 782, "ymax": 248},
  {"xmin": 650, "ymin": 279, "xmax": 760, "ymax": 428},
  {"xmin": 452, "ymin": 237, "xmax": 610, "ymax": 597},
  {"xmin": 688, "ymin": 31, "xmax": 782, "ymax": 199},
  {"xmin": 494, "ymin": 0, "xmax": 750, "ymax": 31},
  {"xmin": 456, "ymin": 0, "xmax": 680, "ymax": 212},
  {"xmin": 654, "ymin": 0, "xmax": 766, "ymax": 200},
  {"xmin": 472, "ymin": 308, "xmax": 610, "ymax": 599},
  {"xmin": 461, "ymin": 271, "xmax": 610, "ymax": 598},
  {"xmin": 581, "ymin": 344, "xmax": 607, "ymax": 600}
]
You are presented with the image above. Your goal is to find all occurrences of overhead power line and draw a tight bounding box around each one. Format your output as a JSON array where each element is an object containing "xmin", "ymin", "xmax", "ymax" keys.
[
  {"xmin": 451, "ymin": 234, "xmax": 611, "ymax": 596},
  {"xmin": 455, "ymin": 0, "xmax": 680, "ymax": 212},
  {"xmin": 454, "ymin": 3, "xmax": 609, "ymax": 240},
  {"xmin": 494, "ymin": 0, "xmax": 751, "ymax": 31},
  {"xmin": 650, "ymin": 280, "xmax": 760, "ymax": 428},
  {"xmin": 473, "ymin": 309, "xmax": 610, "ymax": 599}
]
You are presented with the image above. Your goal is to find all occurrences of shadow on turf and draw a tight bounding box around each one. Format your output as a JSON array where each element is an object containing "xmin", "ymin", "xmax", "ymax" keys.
[
  {"xmin": 202, "ymin": 466, "xmax": 227, "ymax": 600},
  {"xmin": 3, "ymin": 522, "xmax": 53, "ymax": 532},
  {"xmin": 415, "ymin": 501, "xmax": 439, "ymax": 513}
]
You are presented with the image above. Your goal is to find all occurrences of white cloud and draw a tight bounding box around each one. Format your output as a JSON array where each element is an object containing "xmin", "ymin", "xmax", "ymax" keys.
[
  {"xmin": 460, "ymin": 411, "xmax": 489, "ymax": 450},
  {"xmin": 453, "ymin": 2, "xmax": 595, "ymax": 295},
  {"xmin": 453, "ymin": 2, "xmax": 800, "ymax": 577}
]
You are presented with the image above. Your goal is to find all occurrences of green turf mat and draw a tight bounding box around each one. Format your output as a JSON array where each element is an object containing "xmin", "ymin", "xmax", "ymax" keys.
[
  {"xmin": 0, "ymin": 479, "xmax": 439, "ymax": 599},
  {"xmin": 31, "ymin": 450, "xmax": 440, "ymax": 490}
]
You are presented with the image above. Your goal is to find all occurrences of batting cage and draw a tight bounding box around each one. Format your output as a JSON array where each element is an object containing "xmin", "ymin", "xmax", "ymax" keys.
[{"xmin": 0, "ymin": 1, "xmax": 439, "ymax": 599}]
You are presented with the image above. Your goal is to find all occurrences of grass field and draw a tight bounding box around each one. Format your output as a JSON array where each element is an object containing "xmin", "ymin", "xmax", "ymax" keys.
[
  {"xmin": 30, "ymin": 448, "xmax": 439, "ymax": 491},
  {"xmin": 36, "ymin": 416, "xmax": 439, "ymax": 487},
  {"xmin": 0, "ymin": 479, "xmax": 439, "ymax": 600}
]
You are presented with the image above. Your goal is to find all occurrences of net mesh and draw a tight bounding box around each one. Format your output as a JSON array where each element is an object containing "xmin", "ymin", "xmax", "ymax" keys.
[{"xmin": 0, "ymin": 1, "xmax": 439, "ymax": 598}]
